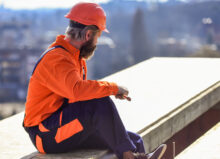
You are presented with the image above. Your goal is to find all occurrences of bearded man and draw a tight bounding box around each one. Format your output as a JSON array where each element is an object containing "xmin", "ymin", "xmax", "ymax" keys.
[{"xmin": 23, "ymin": 2, "xmax": 166, "ymax": 159}]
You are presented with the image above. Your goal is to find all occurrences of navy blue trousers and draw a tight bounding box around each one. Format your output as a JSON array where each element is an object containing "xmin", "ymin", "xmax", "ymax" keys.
[{"xmin": 24, "ymin": 97, "xmax": 145, "ymax": 159}]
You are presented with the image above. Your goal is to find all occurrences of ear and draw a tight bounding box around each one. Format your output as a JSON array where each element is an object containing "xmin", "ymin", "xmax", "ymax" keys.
[{"xmin": 85, "ymin": 30, "xmax": 92, "ymax": 41}]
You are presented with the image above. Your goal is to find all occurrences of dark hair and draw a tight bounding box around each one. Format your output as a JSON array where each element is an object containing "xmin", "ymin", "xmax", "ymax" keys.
[{"xmin": 65, "ymin": 20, "xmax": 99, "ymax": 41}]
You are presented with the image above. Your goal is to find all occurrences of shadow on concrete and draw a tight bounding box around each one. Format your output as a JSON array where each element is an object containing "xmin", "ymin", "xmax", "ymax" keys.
[{"xmin": 20, "ymin": 149, "xmax": 109, "ymax": 159}]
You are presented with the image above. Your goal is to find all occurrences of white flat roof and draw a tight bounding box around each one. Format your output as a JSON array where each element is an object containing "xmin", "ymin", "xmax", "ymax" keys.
[
  {"xmin": 104, "ymin": 57, "xmax": 220, "ymax": 133},
  {"xmin": 0, "ymin": 57, "xmax": 220, "ymax": 159}
]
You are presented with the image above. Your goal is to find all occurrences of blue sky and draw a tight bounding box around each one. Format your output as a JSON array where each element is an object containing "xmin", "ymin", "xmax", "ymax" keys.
[{"xmin": 1, "ymin": 0, "xmax": 173, "ymax": 9}]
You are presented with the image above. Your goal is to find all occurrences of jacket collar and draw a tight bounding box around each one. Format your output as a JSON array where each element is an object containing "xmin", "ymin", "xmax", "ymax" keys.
[{"xmin": 50, "ymin": 35, "xmax": 81, "ymax": 60}]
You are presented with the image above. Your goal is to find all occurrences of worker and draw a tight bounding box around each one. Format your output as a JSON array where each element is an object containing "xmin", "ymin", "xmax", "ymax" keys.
[{"xmin": 23, "ymin": 2, "xmax": 167, "ymax": 159}]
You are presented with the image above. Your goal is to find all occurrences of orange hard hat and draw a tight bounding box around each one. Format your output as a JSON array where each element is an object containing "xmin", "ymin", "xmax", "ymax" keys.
[{"xmin": 65, "ymin": 2, "xmax": 109, "ymax": 33}]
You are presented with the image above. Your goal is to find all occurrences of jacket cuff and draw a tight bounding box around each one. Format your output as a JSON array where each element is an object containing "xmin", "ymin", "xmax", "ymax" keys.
[{"xmin": 109, "ymin": 82, "xmax": 118, "ymax": 95}]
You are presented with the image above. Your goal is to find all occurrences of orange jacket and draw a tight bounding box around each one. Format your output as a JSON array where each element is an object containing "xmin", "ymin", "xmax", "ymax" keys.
[{"xmin": 24, "ymin": 35, "xmax": 118, "ymax": 127}]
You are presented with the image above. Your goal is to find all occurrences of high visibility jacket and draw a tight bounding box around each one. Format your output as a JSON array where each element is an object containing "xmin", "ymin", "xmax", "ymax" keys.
[{"xmin": 24, "ymin": 35, "xmax": 118, "ymax": 127}]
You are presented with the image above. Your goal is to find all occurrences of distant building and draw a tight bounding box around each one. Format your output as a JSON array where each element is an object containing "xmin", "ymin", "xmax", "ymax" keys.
[{"xmin": 0, "ymin": 48, "xmax": 42, "ymax": 102}]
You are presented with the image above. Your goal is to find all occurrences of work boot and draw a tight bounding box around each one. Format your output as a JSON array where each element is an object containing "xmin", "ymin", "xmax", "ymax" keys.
[{"xmin": 146, "ymin": 144, "xmax": 167, "ymax": 159}]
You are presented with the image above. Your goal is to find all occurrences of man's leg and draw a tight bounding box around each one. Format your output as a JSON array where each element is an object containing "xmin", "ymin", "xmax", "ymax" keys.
[
  {"xmin": 78, "ymin": 131, "xmax": 145, "ymax": 153},
  {"xmin": 82, "ymin": 97, "xmax": 166, "ymax": 159},
  {"xmin": 127, "ymin": 131, "xmax": 145, "ymax": 153},
  {"xmin": 69, "ymin": 96, "xmax": 137, "ymax": 158},
  {"xmin": 24, "ymin": 97, "xmax": 166, "ymax": 159},
  {"xmin": 25, "ymin": 97, "xmax": 137, "ymax": 158}
]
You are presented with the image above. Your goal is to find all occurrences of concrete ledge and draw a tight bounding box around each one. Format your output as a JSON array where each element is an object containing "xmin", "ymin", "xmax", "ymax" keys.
[
  {"xmin": 1, "ymin": 57, "xmax": 220, "ymax": 159},
  {"xmin": 176, "ymin": 121, "xmax": 220, "ymax": 159},
  {"xmin": 0, "ymin": 112, "xmax": 112, "ymax": 159},
  {"xmin": 140, "ymin": 81, "xmax": 220, "ymax": 152}
]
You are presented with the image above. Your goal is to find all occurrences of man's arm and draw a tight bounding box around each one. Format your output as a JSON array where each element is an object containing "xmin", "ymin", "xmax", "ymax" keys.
[{"xmin": 38, "ymin": 53, "xmax": 118, "ymax": 102}]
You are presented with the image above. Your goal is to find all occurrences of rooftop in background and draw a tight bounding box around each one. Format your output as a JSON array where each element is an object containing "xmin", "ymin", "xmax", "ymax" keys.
[{"xmin": 176, "ymin": 121, "xmax": 220, "ymax": 159}]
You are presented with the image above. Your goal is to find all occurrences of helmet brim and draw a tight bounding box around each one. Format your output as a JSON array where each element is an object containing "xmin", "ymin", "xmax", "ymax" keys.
[{"xmin": 103, "ymin": 28, "xmax": 109, "ymax": 33}]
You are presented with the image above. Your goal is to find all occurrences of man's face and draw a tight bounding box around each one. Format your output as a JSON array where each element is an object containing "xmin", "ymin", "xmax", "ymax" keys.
[{"xmin": 80, "ymin": 31, "xmax": 102, "ymax": 60}]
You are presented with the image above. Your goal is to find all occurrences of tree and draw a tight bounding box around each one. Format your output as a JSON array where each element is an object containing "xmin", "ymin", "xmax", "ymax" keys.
[{"xmin": 131, "ymin": 8, "xmax": 152, "ymax": 64}]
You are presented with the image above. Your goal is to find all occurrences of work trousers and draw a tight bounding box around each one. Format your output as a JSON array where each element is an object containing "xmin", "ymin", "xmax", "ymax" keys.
[{"xmin": 24, "ymin": 97, "xmax": 145, "ymax": 159}]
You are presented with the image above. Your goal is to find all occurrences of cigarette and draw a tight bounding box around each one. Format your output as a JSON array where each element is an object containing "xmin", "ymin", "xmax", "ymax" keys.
[{"xmin": 124, "ymin": 96, "xmax": 131, "ymax": 101}]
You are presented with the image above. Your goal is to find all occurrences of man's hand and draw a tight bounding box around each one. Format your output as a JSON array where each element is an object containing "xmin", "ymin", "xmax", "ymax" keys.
[{"xmin": 115, "ymin": 86, "xmax": 131, "ymax": 101}]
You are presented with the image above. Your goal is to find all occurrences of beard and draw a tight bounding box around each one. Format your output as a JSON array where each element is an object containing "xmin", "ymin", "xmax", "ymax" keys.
[{"xmin": 80, "ymin": 38, "xmax": 97, "ymax": 60}]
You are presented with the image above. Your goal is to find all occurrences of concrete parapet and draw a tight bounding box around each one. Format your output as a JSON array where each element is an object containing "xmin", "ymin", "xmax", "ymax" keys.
[
  {"xmin": 0, "ymin": 57, "xmax": 220, "ymax": 159},
  {"xmin": 140, "ymin": 82, "xmax": 220, "ymax": 152},
  {"xmin": 0, "ymin": 112, "xmax": 110, "ymax": 159}
]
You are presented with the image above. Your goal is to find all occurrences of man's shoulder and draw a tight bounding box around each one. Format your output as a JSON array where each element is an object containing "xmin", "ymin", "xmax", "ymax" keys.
[
  {"xmin": 45, "ymin": 47, "xmax": 72, "ymax": 60},
  {"xmin": 42, "ymin": 48, "xmax": 79, "ymax": 68}
]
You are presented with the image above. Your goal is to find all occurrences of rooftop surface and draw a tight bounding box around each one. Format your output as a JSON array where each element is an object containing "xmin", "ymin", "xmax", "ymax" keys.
[
  {"xmin": 0, "ymin": 57, "xmax": 220, "ymax": 159},
  {"xmin": 176, "ymin": 121, "xmax": 220, "ymax": 159},
  {"xmin": 104, "ymin": 57, "xmax": 220, "ymax": 133}
]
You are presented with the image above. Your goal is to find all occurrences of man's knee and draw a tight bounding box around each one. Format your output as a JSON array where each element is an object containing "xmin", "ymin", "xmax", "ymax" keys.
[
  {"xmin": 87, "ymin": 96, "xmax": 117, "ymax": 118},
  {"xmin": 96, "ymin": 96, "xmax": 116, "ymax": 110}
]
